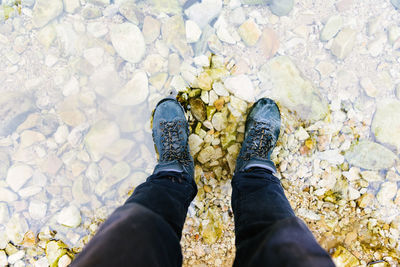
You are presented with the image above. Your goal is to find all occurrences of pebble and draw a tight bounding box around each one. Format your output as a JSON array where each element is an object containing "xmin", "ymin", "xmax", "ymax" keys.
[
  {"xmin": 20, "ymin": 130, "xmax": 45, "ymax": 148},
  {"xmin": 212, "ymin": 112, "xmax": 227, "ymax": 131},
  {"xmin": 110, "ymin": 23, "xmax": 146, "ymax": 63},
  {"xmin": 95, "ymin": 162, "xmax": 131, "ymax": 195},
  {"xmin": 368, "ymin": 34, "xmax": 386, "ymax": 57},
  {"xmin": 257, "ymin": 28, "xmax": 279, "ymax": 59},
  {"xmin": 331, "ymin": 28, "xmax": 357, "ymax": 59},
  {"xmin": 0, "ymin": 203, "xmax": 9, "ymax": 224},
  {"xmin": 377, "ymin": 182, "xmax": 397, "ymax": 206},
  {"xmin": 186, "ymin": 20, "xmax": 202, "ymax": 43},
  {"xmin": 189, "ymin": 134, "xmax": 204, "ymax": 156},
  {"xmin": 142, "ymin": 16, "xmax": 161, "ymax": 44},
  {"xmin": 320, "ymin": 15, "xmax": 343, "ymax": 41},
  {"xmin": 0, "ymin": 251, "xmax": 7, "ymax": 266},
  {"xmin": 32, "ymin": 0, "xmax": 63, "ymax": 28},
  {"xmin": 371, "ymin": 99, "xmax": 400, "ymax": 151},
  {"xmin": 0, "ymin": 187, "xmax": 18, "ymax": 202},
  {"xmin": 238, "ymin": 19, "xmax": 261, "ymax": 46},
  {"xmin": 119, "ymin": 1, "xmax": 138, "ymax": 24},
  {"xmin": 267, "ymin": 0, "xmax": 294, "ymax": 16},
  {"xmin": 57, "ymin": 205, "xmax": 81, "ymax": 228},
  {"xmin": 110, "ymin": 71, "xmax": 149, "ymax": 106},
  {"xmin": 360, "ymin": 77, "xmax": 378, "ymax": 97},
  {"xmin": 29, "ymin": 200, "xmax": 47, "ymax": 220},
  {"xmin": 224, "ymin": 74, "xmax": 255, "ymax": 102},
  {"xmin": 8, "ymin": 250, "xmax": 24, "ymax": 264},
  {"xmin": 184, "ymin": 0, "xmax": 222, "ymax": 29},
  {"xmin": 83, "ymin": 47, "xmax": 104, "ymax": 67},
  {"xmin": 63, "ymin": 0, "xmax": 80, "ymax": 13},
  {"xmin": 6, "ymin": 164, "xmax": 33, "ymax": 192}
]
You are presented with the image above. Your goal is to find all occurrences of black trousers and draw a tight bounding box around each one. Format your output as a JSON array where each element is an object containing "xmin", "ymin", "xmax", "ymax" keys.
[{"xmin": 72, "ymin": 169, "xmax": 335, "ymax": 267}]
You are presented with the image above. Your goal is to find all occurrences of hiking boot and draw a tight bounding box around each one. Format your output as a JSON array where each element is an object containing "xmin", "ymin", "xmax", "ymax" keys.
[
  {"xmin": 152, "ymin": 98, "xmax": 194, "ymax": 178},
  {"xmin": 235, "ymin": 98, "xmax": 281, "ymax": 174}
]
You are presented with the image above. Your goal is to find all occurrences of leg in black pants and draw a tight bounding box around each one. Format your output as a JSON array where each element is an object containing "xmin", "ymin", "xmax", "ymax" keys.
[
  {"xmin": 231, "ymin": 168, "xmax": 335, "ymax": 267},
  {"xmin": 71, "ymin": 171, "xmax": 197, "ymax": 267}
]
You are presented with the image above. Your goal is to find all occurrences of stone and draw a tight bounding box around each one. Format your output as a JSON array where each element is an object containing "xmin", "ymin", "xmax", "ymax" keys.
[
  {"xmin": 388, "ymin": 25, "xmax": 400, "ymax": 44},
  {"xmin": 372, "ymin": 99, "xmax": 400, "ymax": 151},
  {"xmin": 87, "ymin": 21, "xmax": 108, "ymax": 37},
  {"xmin": 261, "ymin": 56, "xmax": 328, "ymax": 122},
  {"xmin": 143, "ymin": 54, "xmax": 164, "ymax": 74},
  {"xmin": 20, "ymin": 130, "xmax": 45, "ymax": 148},
  {"xmin": 0, "ymin": 187, "xmax": 18, "ymax": 202},
  {"xmin": 151, "ymin": 0, "xmax": 181, "ymax": 15},
  {"xmin": 6, "ymin": 164, "xmax": 33, "ymax": 192},
  {"xmin": 256, "ymin": 27, "xmax": 279, "ymax": 59},
  {"xmin": 90, "ymin": 65, "xmax": 122, "ymax": 97},
  {"xmin": 391, "ymin": 0, "xmax": 400, "ymax": 9},
  {"xmin": 197, "ymin": 146, "xmax": 215, "ymax": 164},
  {"xmin": 58, "ymin": 255, "xmax": 72, "ymax": 267},
  {"xmin": 0, "ymin": 203, "xmax": 9, "ymax": 224},
  {"xmin": 215, "ymin": 17, "xmax": 236, "ymax": 44},
  {"xmin": 110, "ymin": 23, "xmax": 145, "ymax": 63},
  {"xmin": 28, "ymin": 200, "xmax": 47, "ymax": 220},
  {"xmin": 348, "ymin": 186, "xmax": 360, "ymax": 200},
  {"xmin": 62, "ymin": 77, "xmax": 80, "ymax": 96},
  {"xmin": 162, "ymin": 15, "xmax": 192, "ymax": 57},
  {"xmin": 345, "ymin": 140, "xmax": 397, "ymax": 170},
  {"xmin": 189, "ymin": 134, "xmax": 204, "ymax": 156},
  {"xmin": 6, "ymin": 214, "xmax": 28, "ymax": 244},
  {"xmin": 212, "ymin": 112, "xmax": 228, "ymax": 131},
  {"xmin": 317, "ymin": 149, "xmax": 344, "ymax": 165},
  {"xmin": 0, "ymin": 251, "xmax": 6, "ymax": 266},
  {"xmin": 332, "ymin": 246, "xmax": 360, "ymax": 266},
  {"xmin": 105, "ymin": 139, "xmax": 134, "ymax": 161},
  {"xmin": 46, "ymin": 241, "xmax": 67, "ymax": 266},
  {"xmin": 63, "ymin": 0, "xmax": 80, "ymax": 13},
  {"xmin": 224, "ymin": 74, "xmax": 255, "ymax": 102},
  {"xmin": 320, "ymin": 15, "xmax": 343, "ymax": 41},
  {"xmin": 184, "ymin": 0, "xmax": 222, "ymax": 29},
  {"xmin": 357, "ymin": 193, "xmax": 374, "ymax": 208},
  {"xmin": 186, "ymin": 20, "xmax": 202, "ymax": 43},
  {"xmin": 360, "ymin": 77, "xmax": 378, "ymax": 97},
  {"xmin": 297, "ymin": 208, "xmax": 320, "ymax": 221},
  {"xmin": 8, "ymin": 251, "xmax": 24, "ymax": 265},
  {"xmin": 268, "ymin": 0, "xmax": 294, "ymax": 16},
  {"xmin": 331, "ymin": 28, "xmax": 357, "ymax": 59},
  {"xmin": 377, "ymin": 182, "xmax": 397, "ymax": 206},
  {"xmin": 83, "ymin": 47, "xmax": 104, "ymax": 67},
  {"xmin": 87, "ymin": 0, "xmax": 110, "ymax": 6},
  {"xmin": 238, "ymin": 19, "xmax": 261, "ymax": 46},
  {"xmin": 213, "ymin": 82, "xmax": 229, "ymax": 96},
  {"xmin": 142, "ymin": 16, "xmax": 161, "ymax": 44},
  {"xmin": 189, "ymin": 98, "xmax": 206, "ymax": 121},
  {"xmin": 360, "ymin": 171, "xmax": 383, "ymax": 182},
  {"xmin": 368, "ymin": 34, "xmax": 386, "ymax": 57},
  {"xmin": 85, "ymin": 120, "xmax": 120, "ymax": 162},
  {"xmin": 95, "ymin": 162, "xmax": 131, "ymax": 195},
  {"xmin": 32, "ymin": 0, "xmax": 63, "ymax": 28},
  {"xmin": 57, "ymin": 205, "xmax": 81, "ymax": 228},
  {"xmin": 110, "ymin": 71, "xmax": 149, "ymax": 106}
]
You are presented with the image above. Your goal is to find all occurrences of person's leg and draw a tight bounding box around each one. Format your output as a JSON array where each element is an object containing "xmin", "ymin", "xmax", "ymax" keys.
[
  {"xmin": 72, "ymin": 98, "xmax": 197, "ymax": 267},
  {"xmin": 231, "ymin": 168, "xmax": 335, "ymax": 267},
  {"xmin": 231, "ymin": 98, "xmax": 334, "ymax": 267},
  {"xmin": 72, "ymin": 171, "xmax": 196, "ymax": 267}
]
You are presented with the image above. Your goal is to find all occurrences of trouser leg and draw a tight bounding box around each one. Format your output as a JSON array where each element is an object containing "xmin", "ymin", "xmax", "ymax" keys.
[
  {"xmin": 231, "ymin": 168, "xmax": 335, "ymax": 267},
  {"xmin": 72, "ymin": 171, "xmax": 197, "ymax": 267}
]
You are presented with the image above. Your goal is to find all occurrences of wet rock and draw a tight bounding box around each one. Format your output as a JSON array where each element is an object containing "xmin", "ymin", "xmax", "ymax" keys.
[
  {"xmin": 256, "ymin": 27, "xmax": 279, "ymax": 59},
  {"xmin": 58, "ymin": 255, "xmax": 72, "ymax": 267},
  {"xmin": 0, "ymin": 187, "xmax": 17, "ymax": 202},
  {"xmin": 57, "ymin": 205, "xmax": 81, "ymax": 228},
  {"xmin": 189, "ymin": 134, "xmax": 204, "ymax": 156},
  {"xmin": 6, "ymin": 164, "xmax": 33, "ymax": 192},
  {"xmin": 63, "ymin": 0, "xmax": 80, "ymax": 13},
  {"xmin": 110, "ymin": 23, "xmax": 145, "ymax": 63},
  {"xmin": 0, "ymin": 203, "xmax": 9, "ymax": 224},
  {"xmin": 377, "ymin": 181, "xmax": 397, "ymax": 206},
  {"xmin": 360, "ymin": 77, "xmax": 378, "ymax": 97},
  {"xmin": 72, "ymin": 176, "xmax": 92, "ymax": 204},
  {"xmin": 85, "ymin": 120, "xmax": 120, "ymax": 162},
  {"xmin": 46, "ymin": 241, "xmax": 67, "ymax": 266},
  {"xmin": 320, "ymin": 15, "xmax": 343, "ymax": 41},
  {"xmin": 268, "ymin": 0, "xmax": 294, "ymax": 16},
  {"xmin": 184, "ymin": 0, "xmax": 222, "ymax": 29},
  {"xmin": 238, "ymin": 19, "xmax": 261, "ymax": 46},
  {"xmin": 197, "ymin": 146, "xmax": 215, "ymax": 164},
  {"xmin": 110, "ymin": 71, "xmax": 149, "ymax": 106},
  {"xmin": 224, "ymin": 74, "xmax": 255, "ymax": 102},
  {"xmin": 190, "ymin": 98, "xmax": 206, "ymax": 121},
  {"xmin": 118, "ymin": 1, "xmax": 138, "ymax": 24},
  {"xmin": 332, "ymin": 246, "xmax": 360, "ymax": 266},
  {"xmin": 371, "ymin": 99, "xmax": 400, "ymax": 151},
  {"xmin": 317, "ymin": 149, "xmax": 344, "ymax": 165},
  {"xmin": 345, "ymin": 140, "xmax": 397, "ymax": 170},
  {"xmin": 6, "ymin": 214, "xmax": 28, "ymax": 244},
  {"xmin": 143, "ymin": 16, "xmax": 161, "ymax": 44},
  {"xmin": 212, "ymin": 112, "xmax": 227, "ymax": 131},
  {"xmin": 262, "ymin": 56, "xmax": 328, "ymax": 122},
  {"xmin": 213, "ymin": 82, "xmax": 229, "ymax": 96},
  {"xmin": 331, "ymin": 28, "xmax": 357, "ymax": 59},
  {"xmin": 83, "ymin": 47, "xmax": 104, "ymax": 67},
  {"xmin": 151, "ymin": 0, "xmax": 181, "ymax": 14},
  {"xmin": 186, "ymin": 20, "xmax": 202, "ymax": 43},
  {"xmin": 105, "ymin": 139, "xmax": 134, "ymax": 161},
  {"xmin": 20, "ymin": 130, "xmax": 45, "ymax": 148},
  {"xmin": 32, "ymin": 0, "xmax": 63, "ymax": 28},
  {"xmin": 95, "ymin": 162, "xmax": 131, "ymax": 195},
  {"xmin": 90, "ymin": 65, "xmax": 122, "ymax": 97},
  {"xmin": 162, "ymin": 15, "xmax": 192, "ymax": 57},
  {"xmin": 29, "ymin": 200, "xmax": 47, "ymax": 220}
]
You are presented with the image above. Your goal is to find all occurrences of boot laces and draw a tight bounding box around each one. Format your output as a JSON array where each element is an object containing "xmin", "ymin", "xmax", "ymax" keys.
[
  {"xmin": 158, "ymin": 120, "xmax": 191, "ymax": 166},
  {"xmin": 241, "ymin": 121, "xmax": 276, "ymax": 161}
]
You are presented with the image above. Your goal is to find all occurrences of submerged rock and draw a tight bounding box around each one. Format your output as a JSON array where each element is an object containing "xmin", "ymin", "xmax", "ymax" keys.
[
  {"xmin": 32, "ymin": 0, "xmax": 63, "ymax": 28},
  {"xmin": 110, "ymin": 71, "xmax": 149, "ymax": 106},
  {"xmin": 85, "ymin": 120, "xmax": 120, "ymax": 162},
  {"xmin": 345, "ymin": 140, "xmax": 397, "ymax": 170},
  {"xmin": 320, "ymin": 15, "xmax": 343, "ymax": 41},
  {"xmin": 224, "ymin": 75, "xmax": 255, "ymax": 102},
  {"xmin": 262, "ymin": 56, "xmax": 328, "ymax": 122},
  {"xmin": 331, "ymin": 28, "xmax": 357, "ymax": 59},
  {"xmin": 371, "ymin": 99, "xmax": 400, "ymax": 151},
  {"xmin": 377, "ymin": 181, "xmax": 397, "ymax": 206},
  {"xmin": 110, "ymin": 23, "xmax": 145, "ymax": 63},
  {"xmin": 57, "ymin": 205, "xmax": 81, "ymax": 228},
  {"xmin": 184, "ymin": 0, "xmax": 222, "ymax": 29},
  {"xmin": 391, "ymin": 0, "xmax": 400, "ymax": 9},
  {"xmin": 6, "ymin": 164, "xmax": 33, "ymax": 192}
]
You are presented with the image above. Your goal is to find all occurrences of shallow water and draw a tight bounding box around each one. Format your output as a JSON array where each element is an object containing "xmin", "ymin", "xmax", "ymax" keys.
[{"xmin": 1, "ymin": 0, "xmax": 400, "ymax": 266}]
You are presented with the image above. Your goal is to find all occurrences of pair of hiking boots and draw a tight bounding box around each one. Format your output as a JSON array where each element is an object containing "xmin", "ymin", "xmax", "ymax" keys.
[{"xmin": 152, "ymin": 97, "xmax": 280, "ymax": 179}]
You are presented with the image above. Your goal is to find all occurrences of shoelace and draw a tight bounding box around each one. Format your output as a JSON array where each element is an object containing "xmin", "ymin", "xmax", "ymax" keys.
[
  {"xmin": 158, "ymin": 120, "xmax": 191, "ymax": 166},
  {"xmin": 241, "ymin": 121, "xmax": 276, "ymax": 161}
]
